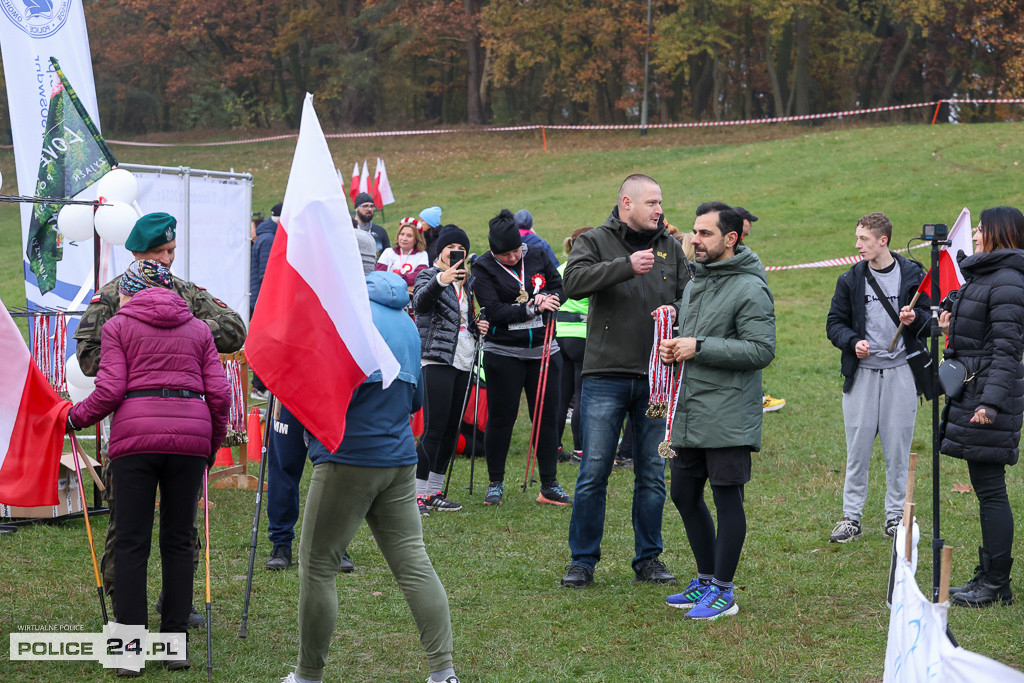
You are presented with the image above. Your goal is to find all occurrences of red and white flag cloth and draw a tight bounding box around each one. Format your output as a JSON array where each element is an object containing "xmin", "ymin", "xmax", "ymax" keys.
[
  {"xmin": 358, "ymin": 160, "xmax": 370, "ymax": 198},
  {"xmin": 349, "ymin": 162, "xmax": 359, "ymax": 204},
  {"xmin": 918, "ymin": 207, "xmax": 973, "ymax": 300},
  {"xmin": 374, "ymin": 157, "xmax": 395, "ymax": 206},
  {"xmin": 0, "ymin": 298, "xmax": 72, "ymax": 506},
  {"xmin": 246, "ymin": 94, "xmax": 400, "ymax": 452}
]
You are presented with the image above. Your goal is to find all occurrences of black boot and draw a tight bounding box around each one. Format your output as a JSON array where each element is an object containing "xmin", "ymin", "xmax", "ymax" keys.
[
  {"xmin": 952, "ymin": 555, "xmax": 1014, "ymax": 607},
  {"xmin": 949, "ymin": 546, "xmax": 985, "ymax": 595}
]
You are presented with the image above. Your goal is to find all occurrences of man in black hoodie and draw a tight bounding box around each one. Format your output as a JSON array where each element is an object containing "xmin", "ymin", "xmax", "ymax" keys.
[{"xmin": 561, "ymin": 174, "xmax": 690, "ymax": 588}]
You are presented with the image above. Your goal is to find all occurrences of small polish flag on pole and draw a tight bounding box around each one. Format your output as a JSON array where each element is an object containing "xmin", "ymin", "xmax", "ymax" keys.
[
  {"xmin": 375, "ymin": 157, "xmax": 395, "ymax": 206},
  {"xmin": 358, "ymin": 160, "xmax": 370, "ymax": 197}
]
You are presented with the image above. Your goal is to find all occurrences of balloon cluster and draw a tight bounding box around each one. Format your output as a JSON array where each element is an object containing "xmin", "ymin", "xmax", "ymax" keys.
[
  {"xmin": 57, "ymin": 168, "xmax": 140, "ymax": 245},
  {"xmin": 65, "ymin": 355, "xmax": 95, "ymax": 402}
]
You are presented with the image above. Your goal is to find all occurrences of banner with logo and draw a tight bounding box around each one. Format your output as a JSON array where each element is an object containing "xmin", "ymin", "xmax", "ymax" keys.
[
  {"xmin": 26, "ymin": 58, "xmax": 117, "ymax": 295},
  {"xmin": 0, "ymin": 0, "xmax": 101, "ymax": 316}
]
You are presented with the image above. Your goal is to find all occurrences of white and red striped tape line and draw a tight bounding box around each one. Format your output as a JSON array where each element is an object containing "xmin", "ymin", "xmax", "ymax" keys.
[
  {"xmin": 763, "ymin": 242, "xmax": 929, "ymax": 272},
  {"xmin": 91, "ymin": 98, "xmax": 1024, "ymax": 148}
]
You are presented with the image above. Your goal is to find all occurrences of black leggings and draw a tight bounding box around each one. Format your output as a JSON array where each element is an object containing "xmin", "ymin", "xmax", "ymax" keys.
[
  {"xmin": 967, "ymin": 459, "xmax": 1015, "ymax": 561},
  {"xmin": 670, "ymin": 474, "xmax": 746, "ymax": 584},
  {"xmin": 556, "ymin": 336, "xmax": 584, "ymax": 452},
  {"xmin": 483, "ymin": 352, "xmax": 559, "ymax": 486},
  {"xmin": 111, "ymin": 453, "xmax": 205, "ymax": 632},
  {"xmin": 416, "ymin": 364, "xmax": 471, "ymax": 479}
]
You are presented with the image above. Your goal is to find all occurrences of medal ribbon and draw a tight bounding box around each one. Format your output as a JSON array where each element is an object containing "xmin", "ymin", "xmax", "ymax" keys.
[
  {"xmin": 497, "ymin": 259, "xmax": 526, "ymax": 293},
  {"xmin": 646, "ymin": 308, "xmax": 674, "ymax": 418}
]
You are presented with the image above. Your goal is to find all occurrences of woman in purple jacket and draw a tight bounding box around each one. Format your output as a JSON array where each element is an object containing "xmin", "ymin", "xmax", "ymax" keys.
[{"xmin": 69, "ymin": 260, "xmax": 231, "ymax": 665}]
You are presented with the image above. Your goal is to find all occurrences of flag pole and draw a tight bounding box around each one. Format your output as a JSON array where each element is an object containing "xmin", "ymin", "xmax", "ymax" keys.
[
  {"xmin": 888, "ymin": 291, "xmax": 922, "ymax": 353},
  {"xmin": 203, "ymin": 468, "xmax": 213, "ymax": 680},
  {"xmin": 69, "ymin": 431, "xmax": 108, "ymax": 624},
  {"xmin": 239, "ymin": 394, "xmax": 275, "ymax": 638}
]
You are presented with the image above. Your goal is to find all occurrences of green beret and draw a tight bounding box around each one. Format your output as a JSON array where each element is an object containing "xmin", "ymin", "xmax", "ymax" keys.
[{"xmin": 125, "ymin": 212, "xmax": 177, "ymax": 252}]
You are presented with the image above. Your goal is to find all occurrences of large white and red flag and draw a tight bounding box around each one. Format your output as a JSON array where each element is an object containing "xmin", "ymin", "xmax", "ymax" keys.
[
  {"xmin": 246, "ymin": 94, "xmax": 399, "ymax": 451},
  {"xmin": 0, "ymin": 299, "xmax": 71, "ymax": 506},
  {"xmin": 918, "ymin": 208, "xmax": 973, "ymax": 300},
  {"xmin": 373, "ymin": 157, "xmax": 395, "ymax": 206}
]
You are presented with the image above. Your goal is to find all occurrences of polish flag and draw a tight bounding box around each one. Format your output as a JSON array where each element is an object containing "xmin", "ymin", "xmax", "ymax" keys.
[
  {"xmin": 371, "ymin": 158, "xmax": 384, "ymax": 209},
  {"xmin": 918, "ymin": 208, "xmax": 973, "ymax": 300},
  {"xmin": 358, "ymin": 160, "xmax": 370, "ymax": 199},
  {"xmin": 374, "ymin": 157, "xmax": 395, "ymax": 206},
  {"xmin": 349, "ymin": 162, "xmax": 359, "ymax": 204},
  {"xmin": 246, "ymin": 94, "xmax": 400, "ymax": 451},
  {"xmin": 0, "ymin": 299, "xmax": 72, "ymax": 506}
]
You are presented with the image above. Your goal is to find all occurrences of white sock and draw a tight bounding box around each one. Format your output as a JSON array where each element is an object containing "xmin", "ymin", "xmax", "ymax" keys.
[
  {"xmin": 416, "ymin": 478, "xmax": 428, "ymax": 497},
  {"xmin": 430, "ymin": 667, "xmax": 456, "ymax": 682},
  {"xmin": 292, "ymin": 674, "xmax": 321, "ymax": 683},
  {"xmin": 427, "ymin": 472, "xmax": 445, "ymax": 495}
]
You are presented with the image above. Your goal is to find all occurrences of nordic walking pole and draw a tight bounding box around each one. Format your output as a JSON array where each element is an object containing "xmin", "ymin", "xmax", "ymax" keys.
[
  {"xmin": 203, "ymin": 467, "xmax": 213, "ymax": 681},
  {"xmin": 522, "ymin": 314, "xmax": 556, "ymax": 491},
  {"xmin": 239, "ymin": 394, "xmax": 275, "ymax": 638},
  {"xmin": 529, "ymin": 314, "xmax": 556, "ymax": 486},
  {"xmin": 888, "ymin": 291, "xmax": 922, "ymax": 352},
  {"xmin": 443, "ymin": 340, "xmax": 480, "ymax": 498},
  {"xmin": 69, "ymin": 431, "xmax": 108, "ymax": 624},
  {"xmin": 466, "ymin": 338, "xmax": 484, "ymax": 495}
]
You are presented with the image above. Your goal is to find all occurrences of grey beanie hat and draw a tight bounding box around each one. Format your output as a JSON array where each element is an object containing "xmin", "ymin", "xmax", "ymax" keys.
[
  {"xmin": 514, "ymin": 209, "xmax": 533, "ymax": 231},
  {"xmin": 353, "ymin": 228, "xmax": 377, "ymax": 275}
]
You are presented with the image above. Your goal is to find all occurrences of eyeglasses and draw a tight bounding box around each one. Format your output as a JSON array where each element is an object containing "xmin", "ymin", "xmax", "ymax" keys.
[{"xmin": 358, "ymin": 203, "xmax": 375, "ymax": 209}]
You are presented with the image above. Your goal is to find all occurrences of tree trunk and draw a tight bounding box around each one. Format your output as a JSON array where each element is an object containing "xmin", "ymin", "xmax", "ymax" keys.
[
  {"xmin": 464, "ymin": 0, "xmax": 483, "ymax": 124},
  {"xmin": 876, "ymin": 25, "xmax": 916, "ymax": 107},
  {"xmin": 791, "ymin": 16, "xmax": 810, "ymax": 116}
]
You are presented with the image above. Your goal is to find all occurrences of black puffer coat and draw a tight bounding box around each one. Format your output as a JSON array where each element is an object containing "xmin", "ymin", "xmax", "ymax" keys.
[
  {"xmin": 412, "ymin": 266, "xmax": 480, "ymax": 364},
  {"xmin": 940, "ymin": 249, "xmax": 1024, "ymax": 466}
]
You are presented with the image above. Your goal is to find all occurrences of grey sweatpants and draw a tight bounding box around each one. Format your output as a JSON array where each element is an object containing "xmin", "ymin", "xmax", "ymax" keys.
[
  {"xmin": 296, "ymin": 462, "xmax": 453, "ymax": 681},
  {"xmin": 841, "ymin": 364, "xmax": 918, "ymax": 522}
]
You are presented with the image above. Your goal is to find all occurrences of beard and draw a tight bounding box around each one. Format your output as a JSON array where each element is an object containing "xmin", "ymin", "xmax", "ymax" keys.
[{"xmin": 694, "ymin": 240, "xmax": 726, "ymax": 263}]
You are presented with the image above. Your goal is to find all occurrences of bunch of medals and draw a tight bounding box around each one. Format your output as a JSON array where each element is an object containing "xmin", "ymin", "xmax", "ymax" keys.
[{"xmin": 646, "ymin": 308, "xmax": 675, "ymax": 419}]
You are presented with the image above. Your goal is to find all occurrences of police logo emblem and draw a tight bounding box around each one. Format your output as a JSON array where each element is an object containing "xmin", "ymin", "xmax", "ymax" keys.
[{"xmin": 2, "ymin": 0, "xmax": 73, "ymax": 38}]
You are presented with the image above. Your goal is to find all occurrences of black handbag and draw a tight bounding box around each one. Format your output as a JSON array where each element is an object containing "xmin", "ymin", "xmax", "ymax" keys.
[
  {"xmin": 938, "ymin": 358, "xmax": 968, "ymax": 400},
  {"xmin": 865, "ymin": 270, "xmax": 935, "ymax": 400}
]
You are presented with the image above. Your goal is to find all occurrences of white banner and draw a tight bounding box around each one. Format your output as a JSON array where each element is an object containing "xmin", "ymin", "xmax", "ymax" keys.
[
  {"xmin": 0, "ymin": 0, "xmax": 100, "ymax": 318},
  {"xmin": 106, "ymin": 170, "xmax": 252, "ymax": 323},
  {"xmin": 884, "ymin": 521, "xmax": 1024, "ymax": 682}
]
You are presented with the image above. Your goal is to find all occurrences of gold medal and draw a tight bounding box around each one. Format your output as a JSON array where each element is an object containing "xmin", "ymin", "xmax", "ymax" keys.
[{"xmin": 516, "ymin": 289, "xmax": 529, "ymax": 303}]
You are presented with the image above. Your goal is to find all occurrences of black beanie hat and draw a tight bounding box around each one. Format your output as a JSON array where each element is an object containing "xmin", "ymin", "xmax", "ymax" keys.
[
  {"xmin": 488, "ymin": 209, "xmax": 521, "ymax": 253},
  {"xmin": 354, "ymin": 192, "xmax": 375, "ymax": 208},
  {"xmin": 437, "ymin": 224, "xmax": 470, "ymax": 253}
]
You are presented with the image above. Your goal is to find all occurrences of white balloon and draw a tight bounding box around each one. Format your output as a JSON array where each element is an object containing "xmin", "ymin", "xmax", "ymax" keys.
[
  {"xmin": 65, "ymin": 355, "xmax": 96, "ymax": 390},
  {"xmin": 67, "ymin": 381, "xmax": 95, "ymax": 403},
  {"xmin": 94, "ymin": 168, "xmax": 138, "ymax": 204},
  {"xmin": 57, "ymin": 203, "xmax": 95, "ymax": 242},
  {"xmin": 94, "ymin": 200, "xmax": 140, "ymax": 246}
]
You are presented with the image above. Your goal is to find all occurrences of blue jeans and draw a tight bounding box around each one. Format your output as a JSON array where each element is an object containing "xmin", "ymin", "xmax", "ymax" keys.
[
  {"xmin": 267, "ymin": 403, "xmax": 310, "ymax": 546},
  {"xmin": 568, "ymin": 375, "xmax": 668, "ymax": 572}
]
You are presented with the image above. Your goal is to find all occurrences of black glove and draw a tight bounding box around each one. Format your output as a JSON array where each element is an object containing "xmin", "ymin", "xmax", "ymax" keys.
[
  {"xmin": 66, "ymin": 414, "xmax": 80, "ymax": 433},
  {"xmin": 207, "ymin": 450, "xmax": 217, "ymax": 469}
]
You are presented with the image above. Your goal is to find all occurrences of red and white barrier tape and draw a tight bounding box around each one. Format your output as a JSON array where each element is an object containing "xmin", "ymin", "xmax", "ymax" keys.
[
  {"xmin": 92, "ymin": 98, "xmax": 1024, "ymax": 148},
  {"xmin": 764, "ymin": 242, "xmax": 928, "ymax": 272}
]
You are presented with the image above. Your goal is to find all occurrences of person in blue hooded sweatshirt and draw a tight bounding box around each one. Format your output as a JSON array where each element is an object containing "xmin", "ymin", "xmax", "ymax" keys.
[{"xmin": 286, "ymin": 270, "xmax": 460, "ymax": 683}]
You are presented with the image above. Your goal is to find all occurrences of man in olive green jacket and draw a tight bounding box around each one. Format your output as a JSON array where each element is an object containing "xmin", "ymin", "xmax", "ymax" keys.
[
  {"xmin": 660, "ymin": 206, "xmax": 775, "ymax": 620},
  {"xmin": 561, "ymin": 174, "xmax": 690, "ymax": 589}
]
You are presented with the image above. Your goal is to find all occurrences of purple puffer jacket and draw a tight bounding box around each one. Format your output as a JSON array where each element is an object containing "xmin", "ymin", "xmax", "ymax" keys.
[{"xmin": 70, "ymin": 287, "xmax": 232, "ymax": 460}]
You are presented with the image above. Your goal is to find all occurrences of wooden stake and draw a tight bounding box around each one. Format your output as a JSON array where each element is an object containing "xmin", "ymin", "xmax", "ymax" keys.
[
  {"xmin": 904, "ymin": 502, "xmax": 915, "ymax": 561},
  {"xmin": 905, "ymin": 452, "xmax": 918, "ymax": 507},
  {"xmin": 542, "ymin": 127, "xmax": 548, "ymax": 152},
  {"xmin": 888, "ymin": 291, "xmax": 922, "ymax": 352},
  {"xmin": 931, "ymin": 101, "xmax": 942, "ymax": 125},
  {"xmin": 938, "ymin": 546, "xmax": 953, "ymax": 603}
]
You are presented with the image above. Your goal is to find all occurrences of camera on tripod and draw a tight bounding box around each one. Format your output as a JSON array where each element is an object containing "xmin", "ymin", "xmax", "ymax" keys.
[{"xmin": 921, "ymin": 223, "xmax": 949, "ymax": 241}]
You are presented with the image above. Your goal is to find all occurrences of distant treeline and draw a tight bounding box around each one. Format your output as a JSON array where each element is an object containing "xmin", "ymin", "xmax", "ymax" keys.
[{"xmin": 3, "ymin": 0, "xmax": 1023, "ymax": 135}]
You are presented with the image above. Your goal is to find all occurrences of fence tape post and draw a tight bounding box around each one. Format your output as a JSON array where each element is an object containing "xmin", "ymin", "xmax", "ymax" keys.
[
  {"xmin": 542, "ymin": 127, "xmax": 547, "ymax": 152},
  {"xmin": 931, "ymin": 101, "xmax": 942, "ymax": 125}
]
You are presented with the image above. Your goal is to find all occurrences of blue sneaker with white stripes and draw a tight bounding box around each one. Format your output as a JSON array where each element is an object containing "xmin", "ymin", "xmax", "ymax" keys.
[
  {"xmin": 685, "ymin": 585, "xmax": 739, "ymax": 620},
  {"xmin": 666, "ymin": 578, "xmax": 710, "ymax": 609}
]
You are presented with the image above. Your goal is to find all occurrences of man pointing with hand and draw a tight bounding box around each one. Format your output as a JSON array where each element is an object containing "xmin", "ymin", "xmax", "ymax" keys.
[{"xmin": 560, "ymin": 174, "xmax": 691, "ymax": 588}]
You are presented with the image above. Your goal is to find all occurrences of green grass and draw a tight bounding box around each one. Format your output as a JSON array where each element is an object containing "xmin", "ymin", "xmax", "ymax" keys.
[{"xmin": 1, "ymin": 121, "xmax": 1023, "ymax": 680}]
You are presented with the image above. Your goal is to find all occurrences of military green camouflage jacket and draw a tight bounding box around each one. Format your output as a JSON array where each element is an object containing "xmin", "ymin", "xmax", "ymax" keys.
[{"xmin": 74, "ymin": 274, "xmax": 246, "ymax": 376}]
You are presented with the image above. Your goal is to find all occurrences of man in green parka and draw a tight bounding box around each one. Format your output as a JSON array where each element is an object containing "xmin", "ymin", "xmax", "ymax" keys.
[{"xmin": 659, "ymin": 206, "xmax": 776, "ymax": 620}]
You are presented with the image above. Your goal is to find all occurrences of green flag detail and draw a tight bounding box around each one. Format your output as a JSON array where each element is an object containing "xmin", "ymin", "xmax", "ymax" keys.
[{"xmin": 26, "ymin": 57, "xmax": 118, "ymax": 295}]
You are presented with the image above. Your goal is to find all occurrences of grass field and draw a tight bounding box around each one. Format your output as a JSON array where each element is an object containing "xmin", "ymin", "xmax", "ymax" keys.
[{"xmin": 1, "ymin": 120, "xmax": 1023, "ymax": 681}]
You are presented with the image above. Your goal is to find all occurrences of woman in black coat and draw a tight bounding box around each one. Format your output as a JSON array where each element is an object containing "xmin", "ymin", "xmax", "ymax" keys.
[
  {"xmin": 411, "ymin": 225, "xmax": 488, "ymax": 514},
  {"xmin": 472, "ymin": 209, "xmax": 571, "ymax": 507},
  {"xmin": 939, "ymin": 206, "xmax": 1024, "ymax": 607}
]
